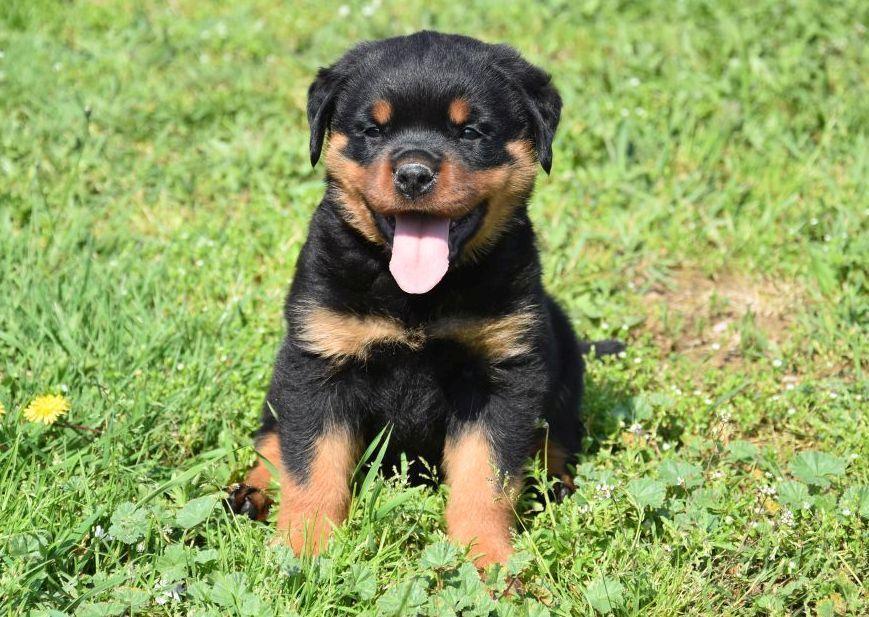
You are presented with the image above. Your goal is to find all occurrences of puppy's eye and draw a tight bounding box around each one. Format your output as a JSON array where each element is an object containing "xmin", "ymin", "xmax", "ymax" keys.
[
  {"xmin": 461, "ymin": 127, "xmax": 482, "ymax": 140},
  {"xmin": 364, "ymin": 126, "xmax": 382, "ymax": 138}
]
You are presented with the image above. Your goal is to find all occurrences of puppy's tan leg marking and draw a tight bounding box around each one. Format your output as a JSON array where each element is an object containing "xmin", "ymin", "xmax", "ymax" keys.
[
  {"xmin": 227, "ymin": 432, "xmax": 282, "ymax": 521},
  {"xmin": 443, "ymin": 426, "xmax": 519, "ymax": 568},
  {"xmin": 276, "ymin": 426, "xmax": 359, "ymax": 556},
  {"xmin": 535, "ymin": 436, "xmax": 576, "ymax": 490},
  {"xmin": 245, "ymin": 432, "xmax": 283, "ymax": 491}
]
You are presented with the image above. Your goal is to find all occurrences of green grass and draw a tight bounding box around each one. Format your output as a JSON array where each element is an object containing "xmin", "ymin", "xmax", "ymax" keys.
[{"xmin": 0, "ymin": 0, "xmax": 866, "ymax": 614}]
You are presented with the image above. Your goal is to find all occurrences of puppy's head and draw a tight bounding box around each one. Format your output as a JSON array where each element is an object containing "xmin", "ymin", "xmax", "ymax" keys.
[{"xmin": 308, "ymin": 31, "xmax": 561, "ymax": 294}]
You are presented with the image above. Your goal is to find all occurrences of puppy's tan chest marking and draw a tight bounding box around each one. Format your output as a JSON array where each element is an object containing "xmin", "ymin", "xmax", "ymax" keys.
[{"xmin": 295, "ymin": 306, "xmax": 536, "ymax": 364}]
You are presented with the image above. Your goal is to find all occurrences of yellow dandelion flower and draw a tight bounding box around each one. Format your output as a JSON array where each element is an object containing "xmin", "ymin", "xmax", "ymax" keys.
[
  {"xmin": 24, "ymin": 394, "xmax": 70, "ymax": 425},
  {"xmin": 0, "ymin": 400, "xmax": 5, "ymax": 416}
]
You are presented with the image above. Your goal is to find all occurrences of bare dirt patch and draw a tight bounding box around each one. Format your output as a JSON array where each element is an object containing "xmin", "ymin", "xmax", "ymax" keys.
[{"xmin": 644, "ymin": 269, "xmax": 804, "ymax": 367}]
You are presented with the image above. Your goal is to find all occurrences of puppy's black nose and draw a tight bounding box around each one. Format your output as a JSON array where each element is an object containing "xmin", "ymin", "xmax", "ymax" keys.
[{"xmin": 394, "ymin": 163, "xmax": 435, "ymax": 200}]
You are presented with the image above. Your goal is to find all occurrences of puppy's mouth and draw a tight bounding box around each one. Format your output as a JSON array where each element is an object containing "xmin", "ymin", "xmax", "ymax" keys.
[{"xmin": 373, "ymin": 206, "xmax": 485, "ymax": 294}]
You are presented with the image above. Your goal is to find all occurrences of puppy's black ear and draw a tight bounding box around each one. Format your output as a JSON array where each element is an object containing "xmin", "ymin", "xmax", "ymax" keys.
[
  {"xmin": 495, "ymin": 48, "xmax": 562, "ymax": 174},
  {"xmin": 307, "ymin": 66, "xmax": 341, "ymax": 167}
]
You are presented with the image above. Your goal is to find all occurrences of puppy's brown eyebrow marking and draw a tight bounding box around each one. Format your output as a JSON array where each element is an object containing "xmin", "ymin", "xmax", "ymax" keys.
[
  {"xmin": 371, "ymin": 99, "xmax": 392, "ymax": 124},
  {"xmin": 295, "ymin": 305, "xmax": 537, "ymax": 365},
  {"xmin": 448, "ymin": 98, "xmax": 471, "ymax": 125}
]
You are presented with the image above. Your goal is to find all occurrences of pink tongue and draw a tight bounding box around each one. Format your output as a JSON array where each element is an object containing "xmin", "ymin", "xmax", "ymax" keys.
[{"xmin": 389, "ymin": 213, "xmax": 450, "ymax": 294}]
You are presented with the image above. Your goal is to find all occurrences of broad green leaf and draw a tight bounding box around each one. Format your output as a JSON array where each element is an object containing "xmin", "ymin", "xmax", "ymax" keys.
[
  {"xmin": 839, "ymin": 485, "xmax": 869, "ymax": 518},
  {"xmin": 156, "ymin": 544, "xmax": 189, "ymax": 581},
  {"xmin": 348, "ymin": 563, "xmax": 377, "ymax": 601},
  {"xmin": 506, "ymin": 550, "xmax": 533, "ymax": 576},
  {"xmin": 175, "ymin": 494, "xmax": 219, "ymax": 529},
  {"xmin": 659, "ymin": 459, "xmax": 703, "ymax": 488},
  {"xmin": 75, "ymin": 603, "xmax": 125, "ymax": 617},
  {"xmin": 626, "ymin": 477, "xmax": 666, "ymax": 511},
  {"xmin": 376, "ymin": 578, "xmax": 428, "ymax": 616},
  {"xmin": 789, "ymin": 451, "xmax": 846, "ymax": 488},
  {"xmin": 108, "ymin": 502, "xmax": 148, "ymax": 545},
  {"xmin": 777, "ymin": 480, "xmax": 813, "ymax": 510},
  {"xmin": 524, "ymin": 600, "xmax": 551, "ymax": 617},
  {"xmin": 193, "ymin": 548, "xmax": 219, "ymax": 564},
  {"xmin": 210, "ymin": 572, "xmax": 248, "ymax": 607},
  {"xmin": 584, "ymin": 576, "xmax": 625, "ymax": 614},
  {"xmin": 420, "ymin": 541, "xmax": 459, "ymax": 570},
  {"xmin": 727, "ymin": 440, "xmax": 759, "ymax": 461}
]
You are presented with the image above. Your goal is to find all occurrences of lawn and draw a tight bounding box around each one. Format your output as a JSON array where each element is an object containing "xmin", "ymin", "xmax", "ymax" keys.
[{"xmin": 0, "ymin": 0, "xmax": 866, "ymax": 614}]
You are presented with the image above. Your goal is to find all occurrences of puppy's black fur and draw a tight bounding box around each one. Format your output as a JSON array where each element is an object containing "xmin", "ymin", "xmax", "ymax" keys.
[{"xmin": 229, "ymin": 31, "xmax": 622, "ymax": 563}]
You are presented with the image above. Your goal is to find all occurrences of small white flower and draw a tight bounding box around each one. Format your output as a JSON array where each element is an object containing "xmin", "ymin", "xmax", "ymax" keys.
[
  {"xmin": 849, "ymin": 453, "xmax": 859, "ymax": 461},
  {"xmin": 601, "ymin": 322, "xmax": 610, "ymax": 330},
  {"xmin": 337, "ymin": 4, "xmax": 350, "ymax": 17},
  {"xmin": 759, "ymin": 485, "xmax": 777, "ymax": 496},
  {"xmin": 634, "ymin": 357, "xmax": 642, "ymax": 364},
  {"xmin": 53, "ymin": 62, "xmax": 63, "ymax": 72},
  {"xmin": 93, "ymin": 525, "xmax": 106, "ymax": 539},
  {"xmin": 693, "ymin": 389, "xmax": 702, "ymax": 396},
  {"xmin": 823, "ymin": 234, "xmax": 832, "ymax": 242},
  {"xmin": 712, "ymin": 470, "xmax": 725, "ymax": 480},
  {"xmin": 662, "ymin": 442, "xmax": 671, "ymax": 451},
  {"xmin": 361, "ymin": 0, "xmax": 380, "ymax": 17},
  {"xmin": 785, "ymin": 383, "xmax": 795, "ymax": 391},
  {"xmin": 787, "ymin": 407, "xmax": 796, "ymax": 416},
  {"xmin": 154, "ymin": 581, "xmax": 183, "ymax": 605},
  {"xmin": 676, "ymin": 477, "xmax": 685, "ymax": 487},
  {"xmin": 136, "ymin": 541, "xmax": 145, "ymax": 553},
  {"xmin": 618, "ymin": 351, "xmax": 627, "ymax": 359},
  {"xmin": 841, "ymin": 508, "xmax": 852, "ymax": 517},
  {"xmin": 772, "ymin": 359, "xmax": 782, "ymax": 368},
  {"xmin": 621, "ymin": 324, "xmax": 629, "ymax": 331},
  {"xmin": 828, "ymin": 391, "xmax": 838, "ymax": 399},
  {"xmin": 628, "ymin": 76, "xmax": 641, "ymax": 87},
  {"xmin": 620, "ymin": 108, "xmax": 629, "ymax": 117},
  {"xmin": 635, "ymin": 107, "xmax": 647, "ymax": 117},
  {"xmin": 704, "ymin": 398, "xmax": 713, "ymax": 405},
  {"xmin": 810, "ymin": 217, "xmax": 818, "ymax": 226},
  {"xmin": 176, "ymin": 363, "xmax": 185, "ymax": 371},
  {"xmin": 662, "ymin": 544, "xmax": 672, "ymax": 553},
  {"xmin": 628, "ymin": 422, "xmax": 644, "ymax": 435},
  {"xmin": 594, "ymin": 482, "xmax": 615, "ymax": 499},
  {"xmin": 711, "ymin": 342, "xmax": 721, "ymax": 351}
]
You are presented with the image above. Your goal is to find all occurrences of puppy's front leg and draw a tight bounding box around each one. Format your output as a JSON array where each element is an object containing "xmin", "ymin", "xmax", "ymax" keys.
[
  {"xmin": 276, "ymin": 424, "xmax": 359, "ymax": 555},
  {"xmin": 443, "ymin": 425, "xmax": 523, "ymax": 568}
]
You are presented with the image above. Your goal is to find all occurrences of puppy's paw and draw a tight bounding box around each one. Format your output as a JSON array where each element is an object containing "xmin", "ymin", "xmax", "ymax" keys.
[{"xmin": 224, "ymin": 483, "xmax": 273, "ymax": 522}]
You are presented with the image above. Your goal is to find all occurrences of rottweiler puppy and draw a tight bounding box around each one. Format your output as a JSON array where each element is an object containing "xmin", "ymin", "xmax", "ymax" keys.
[{"xmin": 227, "ymin": 31, "xmax": 620, "ymax": 567}]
